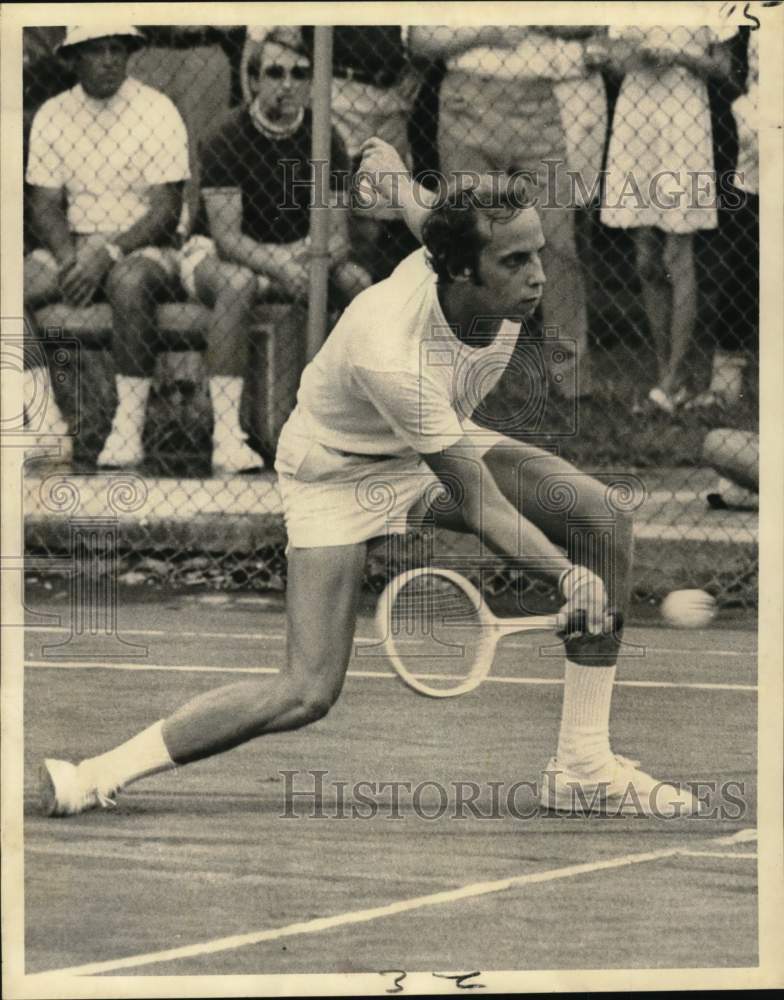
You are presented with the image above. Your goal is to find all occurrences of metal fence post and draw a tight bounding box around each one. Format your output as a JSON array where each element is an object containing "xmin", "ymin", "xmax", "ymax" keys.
[{"xmin": 307, "ymin": 26, "xmax": 334, "ymax": 363}]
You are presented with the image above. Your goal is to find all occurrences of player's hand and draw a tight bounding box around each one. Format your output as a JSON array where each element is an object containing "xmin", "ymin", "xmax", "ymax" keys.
[
  {"xmin": 556, "ymin": 566, "xmax": 611, "ymax": 638},
  {"xmin": 355, "ymin": 137, "xmax": 408, "ymax": 213}
]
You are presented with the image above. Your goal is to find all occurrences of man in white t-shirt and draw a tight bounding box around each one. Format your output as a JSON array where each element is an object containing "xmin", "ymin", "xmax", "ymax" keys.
[
  {"xmin": 40, "ymin": 142, "xmax": 699, "ymax": 820},
  {"xmin": 24, "ymin": 26, "xmax": 190, "ymax": 468}
]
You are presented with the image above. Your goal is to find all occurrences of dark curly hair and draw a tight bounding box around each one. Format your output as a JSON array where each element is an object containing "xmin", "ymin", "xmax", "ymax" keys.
[
  {"xmin": 422, "ymin": 173, "xmax": 535, "ymax": 284},
  {"xmin": 246, "ymin": 27, "xmax": 310, "ymax": 79}
]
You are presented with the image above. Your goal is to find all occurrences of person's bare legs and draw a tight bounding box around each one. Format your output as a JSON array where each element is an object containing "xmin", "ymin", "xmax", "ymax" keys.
[
  {"xmin": 633, "ymin": 226, "xmax": 671, "ymax": 392},
  {"xmin": 661, "ymin": 231, "xmax": 697, "ymax": 398},
  {"xmin": 194, "ymin": 256, "xmax": 261, "ymax": 472},
  {"xmin": 98, "ymin": 256, "xmax": 175, "ymax": 467},
  {"xmin": 163, "ymin": 543, "xmax": 367, "ymax": 762},
  {"xmin": 412, "ymin": 439, "xmax": 693, "ymax": 812},
  {"xmin": 43, "ymin": 543, "xmax": 367, "ymax": 812}
]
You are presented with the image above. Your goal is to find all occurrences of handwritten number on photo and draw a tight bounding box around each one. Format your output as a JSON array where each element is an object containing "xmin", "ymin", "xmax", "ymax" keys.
[
  {"xmin": 380, "ymin": 970, "xmax": 407, "ymax": 994},
  {"xmin": 433, "ymin": 970, "xmax": 486, "ymax": 990}
]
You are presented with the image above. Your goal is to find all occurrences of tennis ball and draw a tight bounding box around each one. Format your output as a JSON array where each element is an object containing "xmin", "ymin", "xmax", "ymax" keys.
[{"xmin": 660, "ymin": 589, "xmax": 717, "ymax": 628}]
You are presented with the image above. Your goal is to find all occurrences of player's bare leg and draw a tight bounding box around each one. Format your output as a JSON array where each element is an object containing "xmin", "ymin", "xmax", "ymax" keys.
[
  {"xmin": 40, "ymin": 544, "xmax": 367, "ymax": 815},
  {"xmin": 416, "ymin": 439, "xmax": 697, "ymax": 816}
]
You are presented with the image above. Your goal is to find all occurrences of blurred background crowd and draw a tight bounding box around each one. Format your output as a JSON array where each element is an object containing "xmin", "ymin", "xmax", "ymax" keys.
[{"xmin": 22, "ymin": 23, "xmax": 759, "ymax": 477}]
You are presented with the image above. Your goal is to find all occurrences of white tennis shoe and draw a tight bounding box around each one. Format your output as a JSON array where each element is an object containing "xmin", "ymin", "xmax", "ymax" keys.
[
  {"xmin": 211, "ymin": 434, "xmax": 262, "ymax": 475},
  {"xmin": 40, "ymin": 758, "xmax": 118, "ymax": 817},
  {"xmin": 540, "ymin": 755, "xmax": 701, "ymax": 818},
  {"xmin": 97, "ymin": 425, "xmax": 144, "ymax": 468}
]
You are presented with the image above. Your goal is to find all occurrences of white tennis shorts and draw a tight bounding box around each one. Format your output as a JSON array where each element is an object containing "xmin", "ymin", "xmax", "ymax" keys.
[{"xmin": 275, "ymin": 413, "xmax": 505, "ymax": 548}]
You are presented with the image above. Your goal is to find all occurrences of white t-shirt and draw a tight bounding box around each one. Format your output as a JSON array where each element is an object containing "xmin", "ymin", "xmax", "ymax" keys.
[
  {"xmin": 26, "ymin": 77, "xmax": 190, "ymax": 234},
  {"xmin": 292, "ymin": 248, "xmax": 520, "ymax": 457}
]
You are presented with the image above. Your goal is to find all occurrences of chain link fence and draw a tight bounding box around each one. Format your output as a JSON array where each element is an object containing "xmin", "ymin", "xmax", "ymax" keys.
[{"xmin": 20, "ymin": 23, "xmax": 759, "ymax": 607}]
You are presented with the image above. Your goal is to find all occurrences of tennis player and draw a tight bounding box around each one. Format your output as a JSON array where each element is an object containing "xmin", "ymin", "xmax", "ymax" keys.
[{"xmin": 40, "ymin": 139, "xmax": 698, "ymax": 818}]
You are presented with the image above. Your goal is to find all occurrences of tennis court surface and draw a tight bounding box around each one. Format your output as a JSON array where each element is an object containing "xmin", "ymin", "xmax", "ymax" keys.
[{"xmin": 23, "ymin": 591, "xmax": 757, "ymax": 977}]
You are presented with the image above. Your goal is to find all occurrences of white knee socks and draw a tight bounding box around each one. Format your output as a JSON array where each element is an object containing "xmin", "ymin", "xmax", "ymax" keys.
[
  {"xmin": 555, "ymin": 661, "xmax": 617, "ymax": 775},
  {"xmin": 78, "ymin": 720, "xmax": 175, "ymax": 793}
]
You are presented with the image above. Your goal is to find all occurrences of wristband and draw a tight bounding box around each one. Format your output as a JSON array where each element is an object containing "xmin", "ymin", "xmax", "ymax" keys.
[{"xmin": 558, "ymin": 565, "xmax": 596, "ymax": 600}]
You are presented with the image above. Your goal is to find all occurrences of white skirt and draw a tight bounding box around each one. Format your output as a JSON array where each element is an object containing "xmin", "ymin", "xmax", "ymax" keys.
[{"xmin": 601, "ymin": 64, "xmax": 718, "ymax": 233}]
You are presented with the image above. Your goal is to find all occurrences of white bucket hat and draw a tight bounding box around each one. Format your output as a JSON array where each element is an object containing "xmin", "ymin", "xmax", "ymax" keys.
[{"xmin": 57, "ymin": 26, "xmax": 146, "ymax": 54}]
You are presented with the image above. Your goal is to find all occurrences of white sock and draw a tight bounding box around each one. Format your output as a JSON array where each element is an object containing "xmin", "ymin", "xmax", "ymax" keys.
[
  {"xmin": 113, "ymin": 376, "xmax": 150, "ymax": 435},
  {"xmin": 210, "ymin": 375, "xmax": 245, "ymax": 441},
  {"xmin": 79, "ymin": 719, "xmax": 175, "ymax": 792},
  {"xmin": 556, "ymin": 661, "xmax": 617, "ymax": 775}
]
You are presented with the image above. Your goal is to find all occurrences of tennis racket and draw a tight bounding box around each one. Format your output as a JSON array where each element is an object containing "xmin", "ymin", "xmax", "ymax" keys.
[{"xmin": 375, "ymin": 567, "xmax": 560, "ymax": 698}]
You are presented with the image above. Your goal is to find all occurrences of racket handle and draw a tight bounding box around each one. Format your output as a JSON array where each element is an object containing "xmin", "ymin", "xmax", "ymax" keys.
[{"xmin": 556, "ymin": 608, "xmax": 625, "ymax": 639}]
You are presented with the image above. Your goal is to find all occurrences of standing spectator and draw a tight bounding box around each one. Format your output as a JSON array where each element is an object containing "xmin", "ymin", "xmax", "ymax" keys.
[
  {"xmin": 549, "ymin": 27, "xmax": 611, "ymax": 364},
  {"xmin": 134, "ymin": 26, "xmax": 247, "ymax": 113},
  {"xmin": 179, "ymin": 28, "xmax": 370, "ymax": 468},
  {"xmin": 409, "ymin": 26, "xmax": 604, "ymax": 400},
  {"xmin": 689, "ymin": 27, "xmax": 758, "ymax": 412},
  {"xmin": 24, "ymin": 26, "xmax": 190, "ymax": 468},
  {"xmin": 600, "ymin": 26, "xmax": 737, "ymax": 414}
]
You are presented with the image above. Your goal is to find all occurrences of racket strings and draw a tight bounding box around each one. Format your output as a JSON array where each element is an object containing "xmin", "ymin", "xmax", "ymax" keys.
[{"xmin": 386, "ymin": 576, "xmax": 492, "ymax": 691}]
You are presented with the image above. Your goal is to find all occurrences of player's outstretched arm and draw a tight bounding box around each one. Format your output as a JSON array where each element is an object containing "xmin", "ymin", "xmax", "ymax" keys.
[
  {"xmin": 423, "ymin": 442, "xmax": 608, "ymax": 635},
  {"xmin": 356, "ymin": 137, "xmax": 437, "ymax": 242}
]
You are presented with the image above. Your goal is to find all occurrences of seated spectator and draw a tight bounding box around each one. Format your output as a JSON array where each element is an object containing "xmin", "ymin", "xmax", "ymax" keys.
[
  {"xmin": 703, "ymin": 428, "xmax": 758, "ymax": 511},
  {"xmin": 243, "ymin": 26, "xmax": 421, "ymax": 281},
  {"xmin": 178, "ymin": 28, "xmax": 371, "ymax": 470},
  {"xmin": 24, "ymin": 26, "xmax": 189, "ymax": 468},
  {"xmin": 409, "ymin": 26, "xmax": 602, "ymax": 400}
]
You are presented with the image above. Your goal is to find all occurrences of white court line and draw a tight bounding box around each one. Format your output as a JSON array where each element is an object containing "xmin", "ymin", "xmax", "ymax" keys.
[
  {"xmin": 24, "ymin": 843, "xmax": 756, "ymax": 885},
  {"xmin": 25, "ymin": 626, "xmax": 287, "ymax": 643},
  {"xmin": 679, "ymin": 850, "xmax": 757, "ymax": 859},
  {"xmin": 23, "ymin": 659, "xmax": 757, "ymax": 692},
  {"xmin": 23, "ymin": 626, "xmax": 756, "ymax": 659},
  {"xmin": 29, "ymin": 828, "xmax": 755, "ymax": 979}
]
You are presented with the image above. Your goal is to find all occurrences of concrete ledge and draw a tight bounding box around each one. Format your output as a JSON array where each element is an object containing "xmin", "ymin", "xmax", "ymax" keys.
[{"xmin": 23, "ymin": 466, "xmax": 757, "ymax": 602}]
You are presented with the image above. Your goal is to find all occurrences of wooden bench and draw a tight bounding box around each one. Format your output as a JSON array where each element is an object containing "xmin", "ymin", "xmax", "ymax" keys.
[{"xmin": 35, "ymin": 301, "xmax": 307, "ymax": 473}]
